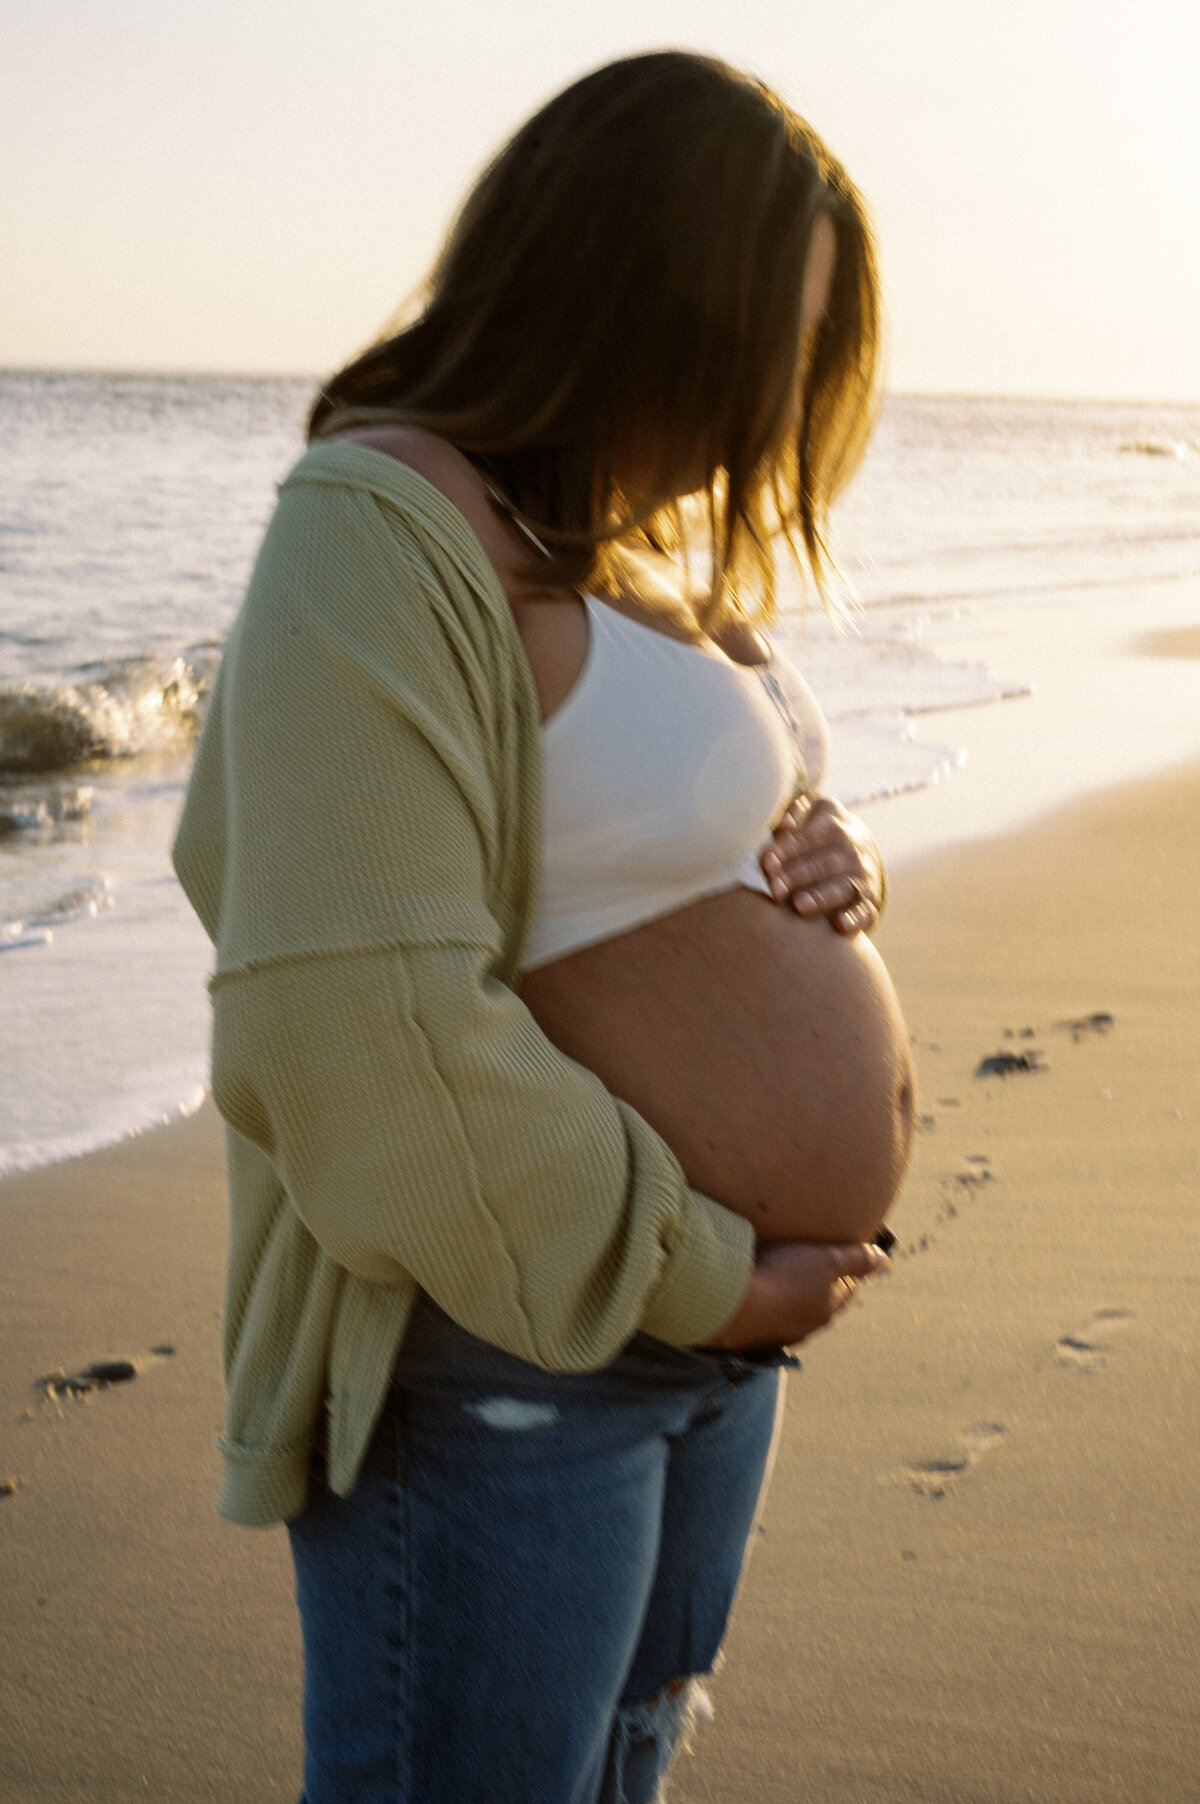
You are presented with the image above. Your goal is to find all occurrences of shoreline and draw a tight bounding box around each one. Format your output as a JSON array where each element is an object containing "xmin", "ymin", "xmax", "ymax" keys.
[
  {"xmin": 854, "ymin": 583, "xmax": 1200, "ymax": 875},
  {"xmin": 4, "ymin": 411, "xmax": 1199, "ymax": 1182},
  {"xmin": 6, "ymin": 614, "xmax": 1200, "ymax": 1186},
  {"xmin": 3, "ymin": 759, "xmax": 1200, "ymax": 1799}
]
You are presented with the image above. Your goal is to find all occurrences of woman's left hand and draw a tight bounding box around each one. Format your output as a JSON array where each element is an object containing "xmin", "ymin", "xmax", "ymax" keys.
[{"xmin": 761, "ymin": 793, "xmax": 885, "ymax": 937}]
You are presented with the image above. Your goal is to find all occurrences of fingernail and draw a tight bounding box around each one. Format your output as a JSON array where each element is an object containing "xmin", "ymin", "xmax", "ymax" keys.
[{"xmin": 770, "ymin": 877, "xmax": 788, "ymax": 902}]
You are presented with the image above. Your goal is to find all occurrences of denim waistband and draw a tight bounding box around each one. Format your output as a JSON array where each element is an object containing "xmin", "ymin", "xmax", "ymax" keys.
[{"xmin": 394, "ymin": 1295, "xmax": 799, "ymax": 1399}]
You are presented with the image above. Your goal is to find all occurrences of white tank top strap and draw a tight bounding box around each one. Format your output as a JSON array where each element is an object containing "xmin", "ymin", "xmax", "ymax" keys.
[{"xmin": 540, "ymin": 593, "xmax": 615, "ymax": 741}]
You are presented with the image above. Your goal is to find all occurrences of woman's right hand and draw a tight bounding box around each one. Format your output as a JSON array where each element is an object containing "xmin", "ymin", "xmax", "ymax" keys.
[{"xmin": 701, "ymin": 1240, "xmax": 889, "ymax": 1351}]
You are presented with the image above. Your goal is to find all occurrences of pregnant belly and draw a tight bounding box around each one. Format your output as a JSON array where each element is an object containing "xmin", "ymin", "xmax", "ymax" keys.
[{"xmin": 518, "ymin": 887, "xmax": 914, "ymax": 1243}]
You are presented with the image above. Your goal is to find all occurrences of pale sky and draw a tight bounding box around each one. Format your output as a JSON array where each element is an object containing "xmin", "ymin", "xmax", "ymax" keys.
[{"xmin": 3, "ymin": 0, "xmax": 1197, "ymax": 398}]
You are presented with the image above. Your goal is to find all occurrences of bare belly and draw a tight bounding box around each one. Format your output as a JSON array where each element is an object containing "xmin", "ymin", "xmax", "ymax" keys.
[{"xmin": 518, "ymin": 888, "xmax": 914, "ymax": 1243}]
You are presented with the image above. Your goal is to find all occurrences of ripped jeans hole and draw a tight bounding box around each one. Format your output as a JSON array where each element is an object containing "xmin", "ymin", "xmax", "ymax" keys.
[
  {"xmin": 602, "ymin": 1678, "xmax": 714, "ymax": 1804},
  {"xmin": 464, "ymin": 1397, "xmax": 559, "ymax": 1431}
]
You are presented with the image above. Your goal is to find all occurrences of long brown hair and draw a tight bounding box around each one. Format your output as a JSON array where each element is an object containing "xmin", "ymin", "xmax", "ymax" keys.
[{"xmin": 309, "ymin": 50, "xmax": 882, "ymax": 626}]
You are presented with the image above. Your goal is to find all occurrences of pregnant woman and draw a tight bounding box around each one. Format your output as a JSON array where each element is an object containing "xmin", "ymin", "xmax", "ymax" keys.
[{"xmin": 174, "ymin": 51, "xmax": 912, "ymax": 1804}]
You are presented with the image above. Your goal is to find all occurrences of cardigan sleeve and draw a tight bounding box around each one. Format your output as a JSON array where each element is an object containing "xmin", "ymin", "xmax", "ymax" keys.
[
  {"xmin": 210, "ymin": 944, "xmax": 754, "ymax": 1366},
  {"xmin": 183, "ymin": 466, "xmax": 754, "ymax": 1368}
]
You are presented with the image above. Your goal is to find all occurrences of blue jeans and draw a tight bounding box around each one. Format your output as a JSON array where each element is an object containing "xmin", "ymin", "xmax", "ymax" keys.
[{"xmin": 288, "ymin": 1296, "xmax": 792, "ymax": 1804}]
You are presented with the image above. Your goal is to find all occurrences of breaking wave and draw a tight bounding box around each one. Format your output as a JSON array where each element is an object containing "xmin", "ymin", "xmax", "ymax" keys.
[{"xmin": 0, "ymin": 648, "xmax": 220, "ymax": 777}]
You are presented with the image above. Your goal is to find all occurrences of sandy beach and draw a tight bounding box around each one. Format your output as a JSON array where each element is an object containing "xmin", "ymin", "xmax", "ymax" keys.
[{"xmin": 3, "ymin": 758, "xmax": 1199, "ymax": 1801}]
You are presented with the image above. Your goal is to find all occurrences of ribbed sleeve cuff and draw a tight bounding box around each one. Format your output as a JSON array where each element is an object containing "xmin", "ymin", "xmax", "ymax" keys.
[
  {"xmin": 217, "ymin": 1440, "xmax": 311, "ymax": 1528},
  {"xmin": 638, "ymin": 1191, "xmax": 756, "ymax": 1349}
]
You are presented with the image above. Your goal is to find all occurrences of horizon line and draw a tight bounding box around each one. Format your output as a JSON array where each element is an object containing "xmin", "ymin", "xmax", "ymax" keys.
[{"xmin": 2, "ymin": 363, "xmax": 1199, "ymax": 412}]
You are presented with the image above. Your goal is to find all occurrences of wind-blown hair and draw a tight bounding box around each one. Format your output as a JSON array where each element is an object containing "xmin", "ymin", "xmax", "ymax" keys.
[{"xmin": 309, "ymin": 50, "xmax": 882, "ymax": 626}]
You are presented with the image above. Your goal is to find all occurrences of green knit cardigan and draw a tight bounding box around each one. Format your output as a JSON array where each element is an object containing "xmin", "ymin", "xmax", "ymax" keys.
[{"xmin": 172, "ymin": 442, "xmax": 755, "ymax": 1527}]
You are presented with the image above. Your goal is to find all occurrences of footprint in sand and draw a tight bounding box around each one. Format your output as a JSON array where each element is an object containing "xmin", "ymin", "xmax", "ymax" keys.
[
  {"xmin": 1054, "ymin": 1309, "xmax": 1133, "ymax": 1373},
  {"xmin": 897, "ymin": 1158, "xmax": 996, "ymax": 1254},
  {"xmin": 895, "ymin": 1421, "xmax": 1009, "ymax": 1499},
  {"xmin": 1052, "ymin": 1012, "xmax": 1115, "ymax": 1043},
  {"xmin": 32, "ymin": 1345, "xmax": 176, "ymax": 1411},
  {"xmin": 975, "ymin": 1049, "xmax": 1047, "ymax": 1077}
]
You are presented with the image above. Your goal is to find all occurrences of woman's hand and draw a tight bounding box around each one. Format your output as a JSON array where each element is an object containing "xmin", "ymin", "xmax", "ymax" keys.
[
  {"xmin": 761, "ymin": 794, "xmax": 885, "ymax": 937},
  {"xmin": 700, "ymin": 1240, "xmax": 889, "ymax": 1351}
]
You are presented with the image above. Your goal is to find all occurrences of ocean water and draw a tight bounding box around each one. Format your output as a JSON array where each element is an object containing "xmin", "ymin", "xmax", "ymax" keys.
[{"xmin": 3, "ymin": 371, "xmax": 1199, "ymax": 1174}]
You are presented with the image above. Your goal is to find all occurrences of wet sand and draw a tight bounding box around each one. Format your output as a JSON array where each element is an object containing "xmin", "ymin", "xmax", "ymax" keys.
[
  {"xmin": 679, "ymin": 761, "xmax": 1200, "ymax": 1804},
  {"xmin": 3, "ymin": 762, "xmax": 1200, "ymax": 1801},
  {"xmin": 1137, "ymin": 624, "xmax": 1200, "ymax": 659},
  {"xmin": 0, "ymin": 1103, "xmax": 301, "ymax": 1800}
]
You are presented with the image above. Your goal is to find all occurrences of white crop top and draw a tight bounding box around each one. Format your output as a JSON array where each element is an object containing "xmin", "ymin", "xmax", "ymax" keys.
[{"xmin": 522, "ymin": 595, "xmax": 829, "ymax": 971}]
